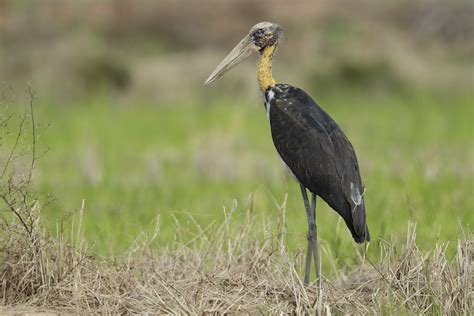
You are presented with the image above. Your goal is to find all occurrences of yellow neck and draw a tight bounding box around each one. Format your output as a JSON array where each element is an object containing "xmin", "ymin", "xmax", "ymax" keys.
[{"xmin": 257, "ymin": 44, "xmax": 277, "ymax": 92}]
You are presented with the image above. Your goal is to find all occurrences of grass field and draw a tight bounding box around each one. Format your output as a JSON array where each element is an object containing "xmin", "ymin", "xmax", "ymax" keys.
[
  {"xmin": 19, "ymin": 87, "xmax": 470, "ymax": 265},
  {"xmin": 1, "ymin": 87, "xmax": 472, "ymax": 313}
]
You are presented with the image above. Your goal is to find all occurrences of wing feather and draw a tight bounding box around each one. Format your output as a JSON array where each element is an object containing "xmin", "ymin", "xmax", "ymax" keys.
[{"xmin": 266, "ymin": 84, "xmax": 370, "ymax": 242}]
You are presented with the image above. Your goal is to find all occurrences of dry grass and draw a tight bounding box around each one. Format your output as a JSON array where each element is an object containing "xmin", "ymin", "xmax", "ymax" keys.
[{"xmin": 0, "ymin": 195, "xmax": 472, "ymax": 314}]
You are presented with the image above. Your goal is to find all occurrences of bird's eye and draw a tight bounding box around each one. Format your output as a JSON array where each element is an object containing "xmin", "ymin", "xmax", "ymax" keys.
[{"xmin": 255, "ymin": 28, "xmax": 265, "ymax": 36}]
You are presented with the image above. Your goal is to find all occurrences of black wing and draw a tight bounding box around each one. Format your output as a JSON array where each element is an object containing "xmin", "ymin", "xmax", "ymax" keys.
[{"xmin": 265, "ymin": 84, "xmax": 370, "ymax": 242}]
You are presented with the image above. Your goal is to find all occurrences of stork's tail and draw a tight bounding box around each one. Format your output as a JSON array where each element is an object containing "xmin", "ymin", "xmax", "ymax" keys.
[
  {"xmin": 352, "ymin": 223, "xmax": 370, "ymax": 243},
  {"xmin": 349, "ymin": 183, "xmax": 370, "ymax": 243},
  {"xmin": 350, "ymin": 202, "xmax": 370, "ymax": 243}
]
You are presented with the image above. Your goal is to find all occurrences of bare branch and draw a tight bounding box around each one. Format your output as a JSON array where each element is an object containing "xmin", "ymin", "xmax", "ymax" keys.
[
  {"xmin": 1, "ymin": 113, "xmax": 26, "ymax": 179},
  {"xmin": 25, "ymin": 84, "xmax": 37, "ymax": 191},
  {"xmin": 0, "ymin": 194, "xmax": 32, "ymax": 239}
]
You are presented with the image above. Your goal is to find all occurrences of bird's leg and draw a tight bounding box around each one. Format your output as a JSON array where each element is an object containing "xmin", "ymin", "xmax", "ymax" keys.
[
  {"xmin": 300, "ymin": 184, "xmax": 313, "ymax": 286},
  {"xmin": 304, "ymin": 233, "xmax": 312, "ymax": 286},
  {"xmin": 310, "ymin": 192, "xmax": 321, "ymax": 288}
]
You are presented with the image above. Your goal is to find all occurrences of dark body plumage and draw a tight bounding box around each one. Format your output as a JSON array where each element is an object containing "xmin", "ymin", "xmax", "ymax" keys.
[{"xmin": 265, "ymin": 84, "xmax": 370, "ymax": 242}]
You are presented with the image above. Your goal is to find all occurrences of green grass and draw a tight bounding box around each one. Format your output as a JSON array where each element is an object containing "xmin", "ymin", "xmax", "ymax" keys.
[{"xmin": 9, "ymin": 88, "xmax": 472, "ymax": 271}]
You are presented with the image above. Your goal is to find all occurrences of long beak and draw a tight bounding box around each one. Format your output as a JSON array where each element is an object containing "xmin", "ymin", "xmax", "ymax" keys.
[{"xmin": 204, "ymin": 35, "xmax": 259, "ymax": 85}]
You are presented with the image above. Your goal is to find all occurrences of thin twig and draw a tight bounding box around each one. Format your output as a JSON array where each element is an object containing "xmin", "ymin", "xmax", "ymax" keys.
[
  {"xmin": 25, "ymin": 84, "xmax": 36, "ymax": 190},
  {"xmin": 0, "ymin": 114, "xmax": 26, "ymax": 179},
  {"xmin": 0, "ymin": 194, "xmax": 32, "ymax": 238}
]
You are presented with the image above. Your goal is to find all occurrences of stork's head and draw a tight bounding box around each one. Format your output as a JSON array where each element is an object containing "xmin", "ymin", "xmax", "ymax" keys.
[{"xmin": 204, "ymin": 22, "xmax": 283, "ymax": 85}]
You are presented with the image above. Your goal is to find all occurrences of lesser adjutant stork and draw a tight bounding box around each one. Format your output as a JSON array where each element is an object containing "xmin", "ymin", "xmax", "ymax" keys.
[{"xmin": 205, "ymin": 22, "xmax": 370, "ymax": 286}]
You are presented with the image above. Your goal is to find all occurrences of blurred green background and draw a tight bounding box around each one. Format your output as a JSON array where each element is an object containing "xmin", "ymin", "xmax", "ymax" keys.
[{"xmin": 0, "ymin": 0, "xmax": 472, "ymax": 268}]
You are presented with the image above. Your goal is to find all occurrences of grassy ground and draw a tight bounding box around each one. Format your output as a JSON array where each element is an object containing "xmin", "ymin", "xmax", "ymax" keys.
[
  {"xmin": 1, "ymin": 86, "xmax": 472, "ymax": 313},
  {"xmin": 21, "ymin": 87, "xmax": 471, "ymax": 266},
  {"xmin": 0, "ymin": 180, "xmax": 471, "ymax": 314}
]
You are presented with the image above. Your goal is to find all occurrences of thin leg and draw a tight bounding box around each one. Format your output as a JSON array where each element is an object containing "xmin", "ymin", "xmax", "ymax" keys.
[
  {"xmin": 300, "ymin": 185, "xmax": 321, "ymax": 287},
  {"xmin": 304, "ymin": 232, "xmax": 312, "ymax": 286},
  {"xmin": 310, "ymin": 193, "xmax": 321, "ymax": 288},
  {"xmin": 300, "ymin": 184, "xmax": 313, "ymax": 286}
]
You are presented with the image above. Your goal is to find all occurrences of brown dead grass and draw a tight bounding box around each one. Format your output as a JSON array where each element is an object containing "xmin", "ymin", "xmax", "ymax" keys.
[{"xmin": 0, "ymin": 197, "xmax": 472, "ymax": 314}]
